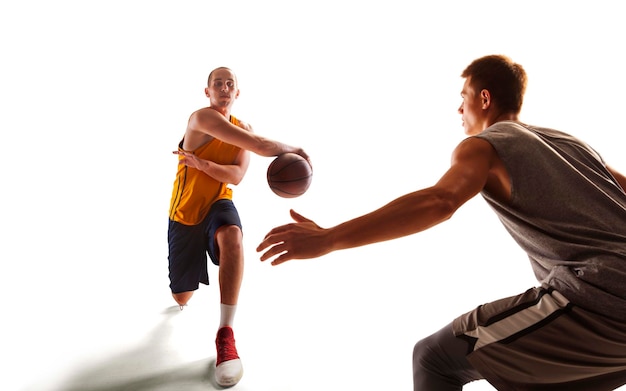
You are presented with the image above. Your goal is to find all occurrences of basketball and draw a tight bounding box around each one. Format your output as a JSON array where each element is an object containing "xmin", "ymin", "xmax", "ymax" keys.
[{"xmin": 267, "ymin": 153, "xmax": 313, "ymax": 198}]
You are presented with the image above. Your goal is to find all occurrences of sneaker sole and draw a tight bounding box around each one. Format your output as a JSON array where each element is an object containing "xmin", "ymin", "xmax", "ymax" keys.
[{"xmin": 215, "ymin": 358, "xmax": 243, "ymax": 387}]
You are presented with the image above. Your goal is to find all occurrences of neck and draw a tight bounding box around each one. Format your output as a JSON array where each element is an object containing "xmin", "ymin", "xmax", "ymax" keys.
[
  {"xmin": 488, "ymin": 112, "xmax": 518, "ymax": 127},
  {"xmin": 210, "ymin": 105, "xmax": 231, "ymax": 118}
]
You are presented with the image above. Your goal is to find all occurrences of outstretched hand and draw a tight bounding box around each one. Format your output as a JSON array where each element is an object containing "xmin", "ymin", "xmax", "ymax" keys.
[{"xmin": 257, "ymin": 209, "xmax": 331, "ymax": 266}]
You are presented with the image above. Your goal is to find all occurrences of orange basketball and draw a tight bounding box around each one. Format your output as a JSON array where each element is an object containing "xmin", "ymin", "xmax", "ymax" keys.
[{"xmin": 267, "ymin": 153, "xmax": 312, "ymax": 198}]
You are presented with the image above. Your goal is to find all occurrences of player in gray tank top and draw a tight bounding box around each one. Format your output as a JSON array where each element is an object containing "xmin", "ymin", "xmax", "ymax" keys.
[
  {"xmin": 258, "ymin": 55, "xmax": 626, "ymax": 390},
  {"xmin": 476, "ymin": 122, "xmax": 626, "ymax": 322}
]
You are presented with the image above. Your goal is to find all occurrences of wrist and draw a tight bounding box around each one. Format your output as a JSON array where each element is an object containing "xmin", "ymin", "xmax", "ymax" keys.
[
  {"xmin": 325, "ymin": 227, "xmax": 341, "ymax": 254},
  {"xmin": 202, "ymin": 159, "xmax": 211, "ymax": 174}
]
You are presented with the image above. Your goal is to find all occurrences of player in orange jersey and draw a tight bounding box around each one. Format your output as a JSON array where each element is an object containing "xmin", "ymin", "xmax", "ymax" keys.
[{"xmin": 169, "ymin": 67, "xmax": 308, "ymax": 387}]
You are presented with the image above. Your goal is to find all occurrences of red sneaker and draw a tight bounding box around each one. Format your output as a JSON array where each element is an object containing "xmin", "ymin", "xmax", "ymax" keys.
[{"xmin": 215, "ymin": 327, "xmax": 243, "ymax": 387}]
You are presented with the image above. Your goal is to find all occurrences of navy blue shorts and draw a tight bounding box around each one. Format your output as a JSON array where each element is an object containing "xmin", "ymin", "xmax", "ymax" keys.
[{"xmin": 167, "ymin": 199, "xmax": 243, "ymax": 294}]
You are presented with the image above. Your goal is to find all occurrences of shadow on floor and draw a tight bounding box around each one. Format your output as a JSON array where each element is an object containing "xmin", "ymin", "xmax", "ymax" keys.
[
  {"xmin": 60, "ymin": 358, "xmax": 220, "ymax": 391},
  {"xmin": 30, "ymin": 306, "xmax": 232, "ymax": 391}
]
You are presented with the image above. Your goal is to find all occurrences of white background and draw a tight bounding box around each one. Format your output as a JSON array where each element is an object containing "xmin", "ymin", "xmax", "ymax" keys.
[{"xmin": 2, "ymin": 1, "xmax": 625, "ymax": 390}]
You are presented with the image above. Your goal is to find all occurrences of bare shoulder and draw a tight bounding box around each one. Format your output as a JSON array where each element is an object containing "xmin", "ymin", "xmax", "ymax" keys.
[
  {"xmin": 190, "ymin": 107, "xmax": 221, "ymax": 122},
  {"xmin": 183, "ymin": 108, "xmax": 220, "ymax": 150},
  {"xmin": 186, "ymin": 107, "xmax": 230, "ymax": 135},
  {"xmin": 453, "ymin": 136, "xmax": 497, "ymax": 160},
  {"xmin": 455, "ymin": 137, "xmax": 510, "ymax": 202}
]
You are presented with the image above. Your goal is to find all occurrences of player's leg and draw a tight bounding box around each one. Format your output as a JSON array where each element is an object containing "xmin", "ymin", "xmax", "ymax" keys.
[
  {"xmin": 214, "ymin": 225, "xmax": 244, "ymax": 387},
  {"xmin": 216, "ymin": 224, "xmax": 244, "ymax": 308},
  {"xmin": 413, "ymin": 323, "xmax": 482, "ymax": 391},
  {"xmin": 172, "ymin": 291, "xmax": 194, "ymax": 307},
  {"xmin": 454, "ymin": 286, "xmax": 626, "ymax": 390},
  {"xmin": 205, "ymin": 200, "xmax": 244, "ymax": 387},
  {"xmin": 167, "ymin": 219, "xmax": 208, "ymax": 309}
]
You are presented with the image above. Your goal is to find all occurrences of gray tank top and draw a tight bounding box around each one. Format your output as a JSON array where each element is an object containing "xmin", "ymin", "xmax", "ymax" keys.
[{"xmin": 475, "ymin": 121, "xmax": 626, "ymax": 321}]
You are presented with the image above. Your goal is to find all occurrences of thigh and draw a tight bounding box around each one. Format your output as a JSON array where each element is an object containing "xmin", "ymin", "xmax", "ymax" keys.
[
  {"xmin": 168, "ymin": 219, "xmax": 209, "ymax": 292},
  {"xmin": 204, "ymin": 199, "xmax": 243, "ymax": 265},
  {"xmin": 454, "ymin": 286, "xmax": 626, "ymax": 390}
]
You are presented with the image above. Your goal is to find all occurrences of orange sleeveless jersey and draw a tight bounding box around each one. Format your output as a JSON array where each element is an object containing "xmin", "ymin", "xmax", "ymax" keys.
[{"xmin": 169, "ymin": 116, "xmax": 243, "ymax": 225}]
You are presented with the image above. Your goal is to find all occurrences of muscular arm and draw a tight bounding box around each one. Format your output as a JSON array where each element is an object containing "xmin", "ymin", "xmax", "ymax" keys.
[
  {"xmin": 329, "ymin": 138, "xmax": 494, "ymax": 249},
  {"xmin": 189, "ymin": 108, "xmax": 308, "ymax": 159},
  {"xmin": 257, "ymin": 137, "xmax": 497, "ymax": 265},
  {"xmin": 175, "ymin": 148, "xmax": 250, "ymax": 185}
]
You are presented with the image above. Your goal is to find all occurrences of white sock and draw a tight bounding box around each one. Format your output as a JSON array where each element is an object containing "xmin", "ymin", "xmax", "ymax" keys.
[{"xmin": 219, "ymin": 303, "xmax": 237, "ymax": 328}]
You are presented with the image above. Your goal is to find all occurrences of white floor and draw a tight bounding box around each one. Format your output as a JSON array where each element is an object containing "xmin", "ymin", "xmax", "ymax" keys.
[
  {"xmin": 4, "ymin": 203, "xmax": 517, "ymax": 391},
  {"xmin": 3, "ymin": 2, "xmax": 626, "ymax": 390},
  {"xmin": 7, "ymin": 211, "xmax": 626, "ymax": 391},
  {"xmin": 9, "ymin": 266, "xmax": 499, "ymax": 391},
  {"xmin": 5, "ymin": 168, "xmax": 626, "ymax": 391}
]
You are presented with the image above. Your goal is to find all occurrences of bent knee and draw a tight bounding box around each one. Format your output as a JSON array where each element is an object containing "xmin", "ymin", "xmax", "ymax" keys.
[
  {"xmin": 173, "ymin": 291, "xmax": 194, "ymax": 306},
  {"xmin": 215, "ymin": 225, "xmax": 243, "ymax": 248},
  {"xmin": 413, "ymin": 333, "xmax": 449, "ymax": 376},
  {"xmin": 412, "ymin": 327, "xmax": 481, "ymax": 388},
  {"xmin": 413, "ymin": 338, "xmax": 433, "ymax": 371}
]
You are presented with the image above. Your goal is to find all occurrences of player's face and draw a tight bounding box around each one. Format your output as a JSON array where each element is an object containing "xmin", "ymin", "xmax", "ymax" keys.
[
  {"xmin": 205, "ymin": 68, "xmax": 239, "ymax": 108},
  {"xmin": 458, "ymin": 77, "xmax": 484, "ymax": 136}
]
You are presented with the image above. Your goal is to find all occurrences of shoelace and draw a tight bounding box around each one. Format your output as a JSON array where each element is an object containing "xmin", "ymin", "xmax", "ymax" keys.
[{"xmin": 216, "ymin": 334, "xmax": 239, "ymax": 364}]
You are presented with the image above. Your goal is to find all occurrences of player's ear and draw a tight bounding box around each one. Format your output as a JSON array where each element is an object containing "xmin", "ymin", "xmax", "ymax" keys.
[
  {"xmin": 480, "ymin": 89, "xmax": 491, "ymax": 109},
  {"xmin": 205, "ymin": 87, "xmax": 210, "ymax": 97},
  {"xmin": 235, "ymin": 88, "xmax": 240, "ymax": 99}
]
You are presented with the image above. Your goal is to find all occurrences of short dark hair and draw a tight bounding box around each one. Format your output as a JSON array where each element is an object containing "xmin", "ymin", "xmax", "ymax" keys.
[
  {"xmin": 207, "ymin": 67, "xmax": 237, "ymax": 86},
  {"xmin": 461, "ymin": 55, "xmax": 527, "ymax": 114}
]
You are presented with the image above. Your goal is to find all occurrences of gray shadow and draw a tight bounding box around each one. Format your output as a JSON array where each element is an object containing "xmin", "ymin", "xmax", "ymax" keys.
[
  {"xmin": 59, "ymin": 358, "xmax": 219, "ymax": 391},
  {"xmin": 25, "ymin": 306, "xmax": 230, "ymax": 391}
]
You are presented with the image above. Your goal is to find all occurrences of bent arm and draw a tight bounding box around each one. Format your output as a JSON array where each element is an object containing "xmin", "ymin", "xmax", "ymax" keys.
[
  {"xmin": 190, "ymin": 108, "xmax": 308, "ymax": 159},
  {"xmin": 206, "ymin": 149, "xmax": 250, "ymax": 185},
  {"xmin": 175, "ymin": 148, "xmax": 251, "ymax": 185}
]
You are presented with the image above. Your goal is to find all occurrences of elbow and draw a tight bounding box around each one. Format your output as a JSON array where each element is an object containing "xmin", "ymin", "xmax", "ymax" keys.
[
  {"xmin": 230, "ymin": 174, "xmax": 244, "ymax": 185},
  {"xmin": 435, "ymin": 203, "xmax": 456, "ymax": 224},
  {"xmin": 444, "ymin": 195, "xmax": 460, "ymax": 218},
  {"xmin": 230, "ymin": 169, "xmax": 247, "ymax": 185},
  {"xmin": 433, "ymin": 191, "xmax": 463, "ymax": 223}
]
